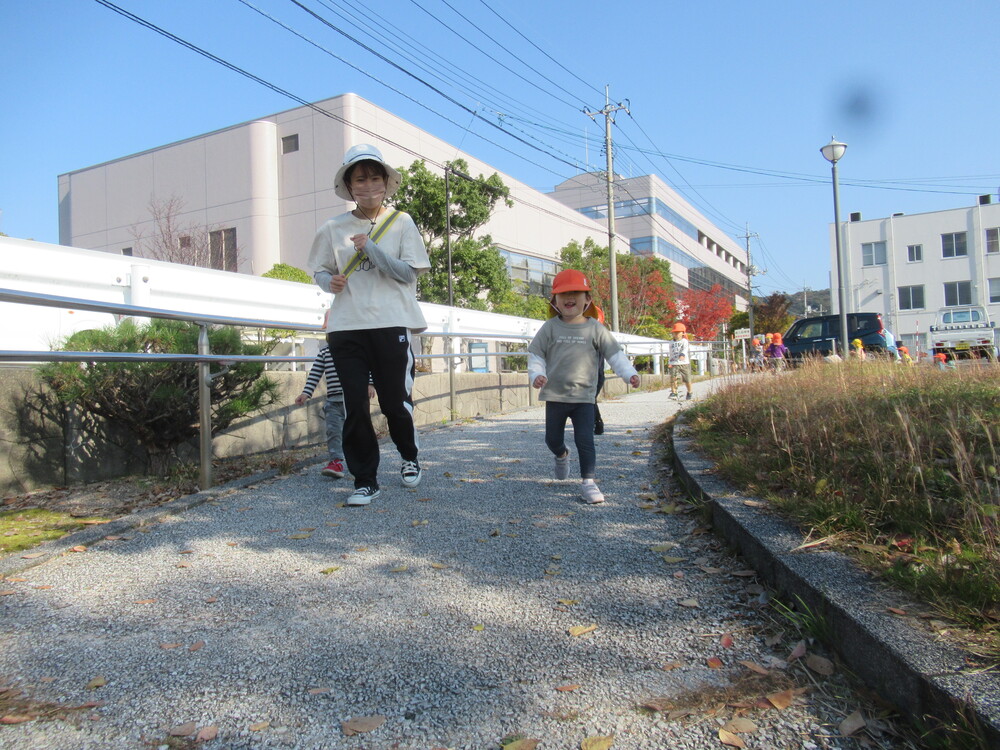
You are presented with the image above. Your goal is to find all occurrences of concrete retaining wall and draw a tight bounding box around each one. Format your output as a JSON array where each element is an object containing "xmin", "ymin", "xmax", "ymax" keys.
[{"xmin": 0, "ymin": 368, "xmax": 651, "ymax": 494}]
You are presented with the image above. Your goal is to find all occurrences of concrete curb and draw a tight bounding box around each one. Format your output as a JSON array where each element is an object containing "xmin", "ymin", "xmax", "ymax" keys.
[{"xmin": 671, "ymin": 413, "xmax": 1000, "ymax": 745}]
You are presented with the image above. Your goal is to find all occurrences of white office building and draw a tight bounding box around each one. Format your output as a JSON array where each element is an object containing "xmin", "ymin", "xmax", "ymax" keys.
[
  {"xmin": 58, "ymin": 92, "xmax": 748, "ymax": 305},
  {"xmin": 830, "ymin": 196, "xmax": 1000, "ymax": 351},
  {"xmin": 549, "ymin": 173, "xmax": 750, "ymax": 301}
]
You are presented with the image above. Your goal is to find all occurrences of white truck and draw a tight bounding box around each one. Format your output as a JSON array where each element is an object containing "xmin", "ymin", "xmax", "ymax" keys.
[{"xmin": 928, "ymin": 305, "xmax": 997, "ymax": 360}]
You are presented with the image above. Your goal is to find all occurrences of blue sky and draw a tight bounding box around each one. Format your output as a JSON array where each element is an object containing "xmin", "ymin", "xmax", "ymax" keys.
[{"xmin": 3, "ymin": 0, "xmax": 1000, "ymax": 297}]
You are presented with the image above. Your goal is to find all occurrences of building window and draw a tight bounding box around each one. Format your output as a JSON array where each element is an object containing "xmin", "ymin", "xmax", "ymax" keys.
[
  {"xmin": 861, "ymin": 241, "xmax": 886, "ymax": 266},
  {"xmin": 281, "ymin": 134, "xmax": 299, "ymax": 154},
  {"xmin": 989, "ymin": 277, "xmax": 1000, "ymax": 303},
  {"xmin": 121, "ymin": 247, "xmax": 133, "ymax": 257},
  {"xmin": 179, "ymin": 235, "xmax": 192, "ymax": 250},
  {"xmin": 942, "ymin": 231, "xmax": 967, "ymax": 258},
  {"xmin": 906, "ymin": 244, "xmax": 922, "ymax": 262},
  {"xmin": 897, "ymin": 285, "xmax": 924, "ymax": 310},
  {"xmin": 210, "ymin": 228, "xmax": 238, "ymax": 272},
  {"xmin": 943, "ymin": 280, "xmax": 972, "ymax": 306},
  {"xmin": 987, "ymin": 227, "xmax": 1000, "ymax": 254}
]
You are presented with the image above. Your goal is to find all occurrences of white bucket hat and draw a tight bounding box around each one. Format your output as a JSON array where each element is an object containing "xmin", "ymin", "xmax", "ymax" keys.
[{"xmin": 333, "ymin": 143, "xmax": 402, "ymax": 201}]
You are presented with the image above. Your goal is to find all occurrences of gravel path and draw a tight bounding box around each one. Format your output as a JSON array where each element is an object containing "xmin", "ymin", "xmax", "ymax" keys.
[{"xmin": 0, "ymin": 387, "xmax": 896, "ymax": 749}]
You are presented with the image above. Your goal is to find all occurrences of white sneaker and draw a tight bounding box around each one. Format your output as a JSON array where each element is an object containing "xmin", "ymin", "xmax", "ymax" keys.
[
  {"xmin": 401, "ymin": 460, "xmax": 422, "ymax": 488},
  {"xmin": 580, "ymin": 482, "xmax": 605, "ymax": 504},
  {"xmin": 346, "ymin": 486, "xmax": 380, "ymax": 506}
]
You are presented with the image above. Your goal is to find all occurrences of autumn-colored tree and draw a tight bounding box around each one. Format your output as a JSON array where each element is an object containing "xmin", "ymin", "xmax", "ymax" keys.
[
  {"xmin": 676, "ymin": 285, "xmax": 734, "ymax": 341},
  {"xmin": 754, "ymin": 292, "xmax": 796, "ymax": 336},
  {"xmin": 560, "ymin": 238, "xmax": 675, "ymax": 335}
]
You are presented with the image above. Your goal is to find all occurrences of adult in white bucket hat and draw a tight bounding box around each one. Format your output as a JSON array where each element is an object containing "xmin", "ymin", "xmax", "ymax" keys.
[{"xmin": 307, "ymin": 144, "xmax": 430, "ymax": 507}]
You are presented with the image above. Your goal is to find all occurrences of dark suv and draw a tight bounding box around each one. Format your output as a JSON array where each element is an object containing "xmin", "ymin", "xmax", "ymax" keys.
[{"xmin": 781, "ymin": 312, "xmax": 886, "ymax": 360}]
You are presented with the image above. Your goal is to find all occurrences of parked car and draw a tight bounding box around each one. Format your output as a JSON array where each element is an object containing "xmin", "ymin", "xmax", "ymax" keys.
[
  {"xmin": 928, "ymin": 305, "xmax": 997, "ymax": 360},
  {"xmin": 781, "ymin": 312, "xmax": 888, "ymax": 361}
]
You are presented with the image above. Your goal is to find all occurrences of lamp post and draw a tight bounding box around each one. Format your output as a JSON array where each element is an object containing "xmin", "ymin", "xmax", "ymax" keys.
[{"xmin": 820, "ymin": 137, "xmax": 848, "ymax": 358}]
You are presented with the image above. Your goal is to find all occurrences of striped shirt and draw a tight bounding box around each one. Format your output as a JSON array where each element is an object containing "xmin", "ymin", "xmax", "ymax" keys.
[{"xmin": 301, "ymin": 346, "xmax": 343, "ymax": 399}]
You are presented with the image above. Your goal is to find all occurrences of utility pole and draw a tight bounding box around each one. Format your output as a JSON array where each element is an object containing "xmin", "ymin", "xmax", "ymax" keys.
[
  {"xmin": 740, "ymin": 224, "xmax": 759, "ymax": 336},
  {"xmin": 585, "ymin": 86, "xmax": 628, "ymax": 332}
]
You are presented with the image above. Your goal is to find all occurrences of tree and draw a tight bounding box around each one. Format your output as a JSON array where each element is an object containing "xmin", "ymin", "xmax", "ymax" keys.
[
  {"xmin": 391, "ymin": 159, "xmax": 514, "ymax": 309},
  {"xmin": 41, "ymin": 320, "xmax": 280, "ymax": 475},
  {"xmin": 754, "ymin": 292, "xmax": 796, "ymax": 335},
  {"xmin": 262, "ymin": 263, "xmax": 311, "ymax": 284},
  {"xmin": 491, "ymin": 280, "xmax": 551, "ymax": 320},
  {"xmin": 129, "ymin": 196, "xmax": 241, "ymax": 270},
  {"xmin": 677, "ymin": 285, "xmax": 734, "ymax": 341},
  {"xmin": 560, "ymin": 238, "xmax": 676, "ymax": 336}
]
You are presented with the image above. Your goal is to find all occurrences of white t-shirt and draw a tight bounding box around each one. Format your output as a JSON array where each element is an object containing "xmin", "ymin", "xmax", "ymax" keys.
[
  {"xmin": 668, "ymin": 337, "xmax": 690, "ymax": 365},
  {"xmin": 308, "ymin": 210, "xmax": 430, "ymax": 333}
]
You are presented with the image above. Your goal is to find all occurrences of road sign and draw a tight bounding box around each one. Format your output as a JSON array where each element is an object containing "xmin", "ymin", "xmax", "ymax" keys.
[{"xmin": 734, "ymin": 328, "xmax": 751, "ymax": 340}]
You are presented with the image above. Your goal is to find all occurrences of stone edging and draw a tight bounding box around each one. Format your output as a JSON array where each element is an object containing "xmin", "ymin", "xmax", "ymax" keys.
[{"xmin": 670, "ymin": 413, "xmax": 1000, "ymax": 744}]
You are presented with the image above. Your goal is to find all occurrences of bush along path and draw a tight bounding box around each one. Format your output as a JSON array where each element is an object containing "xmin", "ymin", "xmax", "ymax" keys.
[{"xmin": 0, "ymin": 389, "xmax": 922, "ymax": 749}]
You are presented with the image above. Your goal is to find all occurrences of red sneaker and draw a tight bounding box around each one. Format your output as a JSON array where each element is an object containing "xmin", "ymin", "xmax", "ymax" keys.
[{"xmin": 321, "ymin": 459, "xmax": 345, "ymax": 478}]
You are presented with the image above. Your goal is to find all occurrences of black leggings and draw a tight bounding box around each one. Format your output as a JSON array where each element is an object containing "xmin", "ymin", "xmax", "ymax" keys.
[{"xmin": 544, "ymin": 401, "xmax": 597, "ymax": 479}]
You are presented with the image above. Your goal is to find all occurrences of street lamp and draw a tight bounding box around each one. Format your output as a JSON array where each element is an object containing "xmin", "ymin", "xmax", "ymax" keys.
[{"xmin": 820, "ymin": 137, "xmax": 849, "ymax": 358}]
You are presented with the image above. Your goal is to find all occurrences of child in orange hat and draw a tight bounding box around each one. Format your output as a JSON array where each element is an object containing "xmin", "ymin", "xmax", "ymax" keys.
[{"xmin": 529, "ymin": 269, "xmax": 639, "ymax": 504}]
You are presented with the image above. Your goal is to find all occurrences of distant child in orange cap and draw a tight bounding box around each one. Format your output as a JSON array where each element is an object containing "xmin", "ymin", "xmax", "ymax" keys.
[
  {"xmin": 668, "ymin": 322, "xmax": 693, "ymax": 400},
  {"xmin": 529, "ymin": 269, "xmax": 639, "ymax": 505}
]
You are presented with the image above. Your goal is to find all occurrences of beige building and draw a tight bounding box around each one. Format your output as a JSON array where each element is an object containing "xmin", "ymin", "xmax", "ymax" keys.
[{"xmin": 58, "ymin": 93, "xmax": 747, "ymax": 304}]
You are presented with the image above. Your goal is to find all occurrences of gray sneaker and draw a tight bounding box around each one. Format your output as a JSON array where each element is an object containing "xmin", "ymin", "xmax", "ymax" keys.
[
  {"xmin": 400, "ymin": 460, "xmax": 422, "ymax": 488},
  {"xmin": 554, "ymin": 452, "xmax": 570, "ymax": 480}
]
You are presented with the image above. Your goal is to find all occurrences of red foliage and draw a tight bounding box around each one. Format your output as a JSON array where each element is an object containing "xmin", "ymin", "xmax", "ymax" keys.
[{"xmin": 677, "ymin": 285, "xmax": 734, "ymax": 340}]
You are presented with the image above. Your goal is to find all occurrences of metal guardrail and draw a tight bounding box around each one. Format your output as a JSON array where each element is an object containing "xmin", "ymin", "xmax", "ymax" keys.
[{"xmin": 2, "ymin": 287, "xmax": 673, "ymax": 489}]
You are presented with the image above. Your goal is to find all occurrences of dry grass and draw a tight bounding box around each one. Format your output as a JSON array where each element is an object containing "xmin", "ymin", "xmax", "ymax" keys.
[{"xmin": 688, "ymin": 360, "xmax": 1000, "ymax": 643}]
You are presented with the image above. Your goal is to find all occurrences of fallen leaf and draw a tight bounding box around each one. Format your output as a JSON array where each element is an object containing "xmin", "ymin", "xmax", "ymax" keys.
[
  {"xmin": 205, "ymin": 597, "xmax": 218, "ymax": 603},
  {"xmin": 160, "ymin": 643, "xmax": 183, "ymax": 650},
  {"xmin": 788, "ymin": 640, "xmax": 807, "ymax": 661},
  {"xmin": 20, "ymin": 553, "xmax": 43, "ymax": 559},
  {"xmin": 660, "ymin": 661, "xmax": 682, "ymax": 671},
  {"xmin": 557, "ymin": 598, "xmax": 578, "ymax": 606},
  {"xmin": 723, "ymin": 718, "xmax": 758, "ymax": 733},
  {"xmin": 742, "ymin": 500, "xmax": 767, "ymax": 508},
  {"xmin": 389, "ymin": 565, "xmax": 408, "ymax": 573},
  {"xmin": 720, "ymin": 633, "xmax": 734, "ymax": 648},
  {"xmin": 288, "ymin": 533, "xmax": 311, "ymax": 540},
  {"xmin": 706, "ymin": 656, "xmax": 723, "ymax": 669},
  {"xmin": 887, "ymin": 607, "xmax": 907, "ymax": 615},
  {"xmin": 169, "ymin": 721, "xmax": 197, "ymax": 736},
  {"xmin": 731, "ymin": 570, "xmax": 757, "ymax": 577},
  {"xmin": 503, "ymin": 739, "xmax": 539, "ymax": 750},
  {"xmin": 805, "ymin": 653, "xmax": 835, "ymax": 675},
  {"xmin": 568, "ymin": 624, "xmax": 598, "ymax": 637},
  {"xmin": 472, "ymin": 624, "xmax": 485, "ymax": 631},
  {"xmin": 661, "ymin": 555, "xmax": 687, "ymax": 564},
  {"xmin": 555, "ymin": 684, "xmax": 580, "ymax": 692},
  {"xmin": 0, "ymin": 591, "xmax": 16, "ymax": 597},
  {"xmin": 700, "ymin": 566, "xmax": 725, "ymax": 574},
  {"xmin": 650, "ymin": 542, "xmax": 678, "ymax": 552},
  {"xmin": 319, "ymin": 567, "xmax": 341, "ymax": 575},
  {"xmin": 672, "ymin": 571, "xmax": 685, "ymax": 579},
  {"xmin": 179, "ymin": 550, "xmax": 194, "ymax": 555},
  {"xmin": 308, "ymin": 687, "xmax": 330, "ymax": 695},
  {"xmin": 176, "ymin": 563, "xmax": 190, "ymax": 568},
  {"xmin": 678, "ymin": 598, "xmax": 699, "ymax": 608},
  {"xmin": 70, "ymin": 545, "xmax": 87, "ymax": 553},
  {"xmin": 196, "ymin": 725, "xmax": 218, "ymax": 742},
  {"xmin": 666, "ymin": 708, "xmax": 692, "ymax": 720},
  {"xmin": 718, "ymin": 728, "xmax": 746, "ymax": 747},
  {"xmin": 581, "ymin": 736, "xmax": 614, "ymax": 750},
  {"xmin": 766, "ymin": 689, "xmax": 794, "ymax": 710},
  {"xmin": 189, "ymin": 640, "xmax": 205, "ymax": 652},
  {"xmin": 417, "ymin": 497, "xmax": 432, "ymax": 502},
  {"xmin": 0, "ymin": 715, "xmax": 34, "ymax": 724},
  {"xmin": 738, "ymin": 660, "xmax": 769, "ymax": 675},
  {"xmin": 839, "ymin": 709, "xmax": 866, "ymax": 736},
  {"xmin": 86, "ymin": 675, "xmax": 106, "ymax": 690},
  {"xmin": 249, "ymin": 721, "xmax": 270, "ymax": 732},
  {"xmin": 429, "ymin": 562, "xmax": 448, "ymax": 569},
  {"xmin": 4, "ymin": 577, "xmax": 26, "ymax": 582},
  {"xmin": 134, "ymin": 599, "xmax": 157, "ymax": 605},
  {"xmin": 341, "ymin": 715, "xmax": 386, "ymax": 736}
]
